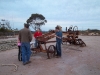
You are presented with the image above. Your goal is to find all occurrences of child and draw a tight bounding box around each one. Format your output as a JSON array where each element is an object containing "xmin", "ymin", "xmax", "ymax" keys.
[{"xmin": 17, "ymin": 39, "xmax": 22, "ymax": 61}]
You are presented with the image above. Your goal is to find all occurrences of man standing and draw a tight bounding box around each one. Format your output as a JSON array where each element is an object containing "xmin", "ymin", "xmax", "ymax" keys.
[
  {"xmin": 19, "ymin": 23, "xmax": 32, "ymax": 65},
  {"xmin": 55, "ymin": 26, "xmax": 62, "ymax": 57}
]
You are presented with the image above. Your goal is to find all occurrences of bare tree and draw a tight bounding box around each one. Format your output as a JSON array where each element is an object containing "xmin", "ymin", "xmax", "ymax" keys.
[{"xmin": 0, "ymin": 19, "xmax": 11, "ymax": 30}]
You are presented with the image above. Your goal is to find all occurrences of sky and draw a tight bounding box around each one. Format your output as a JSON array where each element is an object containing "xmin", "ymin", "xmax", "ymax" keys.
[{"xmin": 0, "ymin": 0, "xmax": 100, "ymax": 31}]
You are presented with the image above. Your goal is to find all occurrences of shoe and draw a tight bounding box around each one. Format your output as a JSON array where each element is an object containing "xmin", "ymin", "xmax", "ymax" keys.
[
  {"xmin": 23, "ymin": 61, "xmax": 31, "ymax": 65},
  {"xmin": 55, "ymin": 55, "xmax": 57, "ymax": 56},
  {"xmin": 23, "ymin": 62, "xmax": 27, "ymax": 65},
  {"xmin": 56, "ymin": 56, "xmax": 61, "ymax": 58},
  {"xmin": 26, "ymin": 61, "xmax": 31, "ymax": 64}
]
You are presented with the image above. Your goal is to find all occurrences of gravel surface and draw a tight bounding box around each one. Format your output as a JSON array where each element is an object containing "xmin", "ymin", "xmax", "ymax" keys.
[{"xmin": 0, "ymin": 36, "xmax": 100, "ymax": 75}]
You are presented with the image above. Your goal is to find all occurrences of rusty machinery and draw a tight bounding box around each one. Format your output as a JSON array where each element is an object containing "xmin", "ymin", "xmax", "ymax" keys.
[
  {"xmin": 31, "ymin": 30, "xmax": 56, "ymax": 59},
  {"xmin": 62, "ymin": 25, "xmax": 86, "ymax": 47},
  {"xmin": 31, "ymin": 26, "xmax": 86, "ymax": 59}
]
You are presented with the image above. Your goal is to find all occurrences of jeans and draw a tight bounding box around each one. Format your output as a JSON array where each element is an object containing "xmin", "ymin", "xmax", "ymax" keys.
[
  {"xmin": 56, "ymin": 41, "xmax": 62, "ymax": 56},
  {"xmin": 21, "ymin": 42, "xmax": 31, "ymax": 64},
  {"xmin": 34, "ymin": 39, "xmax": 38, "ymax": 48}
]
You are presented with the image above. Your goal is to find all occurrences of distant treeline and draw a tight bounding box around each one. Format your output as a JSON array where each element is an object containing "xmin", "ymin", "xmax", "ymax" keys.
[
  {"xmin": 0, "ymin": 31, "xmax": 49, "ymax": 36},
  {"xmin": 0, "ymin": 29, "xmax": 100, "ymax": 36}
]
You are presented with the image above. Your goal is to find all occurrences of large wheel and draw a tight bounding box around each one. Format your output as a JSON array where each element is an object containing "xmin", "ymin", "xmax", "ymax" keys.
[
  {"xmin": 73, "ymin": 26, "xmax": 78, "ymax": 31},
  {"xmin": 47, "ymin": 45, "xmax": 56, "ymax": 59},
  {"xmin": 78, "ymin": 39, "xmax": 86, "ymax": 47}
]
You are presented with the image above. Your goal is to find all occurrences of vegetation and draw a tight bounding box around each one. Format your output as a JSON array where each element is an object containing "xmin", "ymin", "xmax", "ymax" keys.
[
  {"xmin": 0, "ymin": 19, "xmax": 13, "ymax": 36},
  {"xmin": 26, "ymin": 13, "xmax": 47, "ymax": 30}
]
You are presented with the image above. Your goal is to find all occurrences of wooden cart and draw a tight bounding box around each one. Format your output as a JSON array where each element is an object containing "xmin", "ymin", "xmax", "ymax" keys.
[{"xmin": 31, "ymin": 30, "xmax": 57, "ymax": 59}]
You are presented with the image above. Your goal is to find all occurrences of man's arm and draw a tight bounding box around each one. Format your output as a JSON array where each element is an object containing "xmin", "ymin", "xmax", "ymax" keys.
[
  {"xmin": 55, "ymin": 32, "xmax": 62, "ymax": 39},
  {"xmin": 29, "ymin": 31, "xmax": 32, "ymax": 42},
  {"xmin": 55, "ymin": 35, "xmax": 61, "ymax": 39}
]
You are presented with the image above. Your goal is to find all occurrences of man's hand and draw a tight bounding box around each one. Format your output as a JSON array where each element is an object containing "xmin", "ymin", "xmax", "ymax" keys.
[{"xmin": 55, "ymin": 35, "xmax": 61, "ymax": 39}]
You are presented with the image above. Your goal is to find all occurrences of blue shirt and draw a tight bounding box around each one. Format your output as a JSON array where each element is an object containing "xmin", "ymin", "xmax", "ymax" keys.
[{"xmin": 56, "ymin": 31, "xmax": 62, "ymax": 42}]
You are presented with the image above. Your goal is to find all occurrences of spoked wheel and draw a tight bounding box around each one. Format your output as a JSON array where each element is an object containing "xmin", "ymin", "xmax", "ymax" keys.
[
  {"xmin": 47, "ymin": 45, "xmax": 56, "ymax": 59},
  {"xmin": 74, "ymin": 39, "xmax": 80, "ymax": 45},
  {"xmin": 73, "ymin": 26, "xmax": 79, "ymax": 35},
  {"xmin": 78, "ymin": 39, "xmax": 86, "ymax": 47},
  {"xmin": 73, "ymin": 26, "xmax": 78, "ymax": 31}
]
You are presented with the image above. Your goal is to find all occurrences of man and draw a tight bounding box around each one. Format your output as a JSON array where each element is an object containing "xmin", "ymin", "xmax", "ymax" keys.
[
  {"xmin": 19, "ymin": 23, "xmax": 32, "ymax": 65},
  {"xmin": 34, "ymin": 28, "xmax": 42, "ymax": 48},
  {"xmin": 55, "ymin": 26, "xmax": 62, "ymax": 57}
]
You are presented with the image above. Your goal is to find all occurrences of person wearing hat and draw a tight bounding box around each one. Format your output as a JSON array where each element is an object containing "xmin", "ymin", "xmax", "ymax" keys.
[
  {"xmin": 18, "ymin": 23, "xmax": 32, "ymax": 65},
  {"xmin": 55, "ymin": 26, "xmax": 62, "ymax": 58},
  {"xmin": 57, "ymin": 25, "xmax": 62, "ymax": 31}
]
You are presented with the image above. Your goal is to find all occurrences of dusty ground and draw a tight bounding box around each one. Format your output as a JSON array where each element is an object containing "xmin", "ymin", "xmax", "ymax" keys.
[{"xmin": 0, "ymin": 36, "xmax": 100, "ymax": 75}]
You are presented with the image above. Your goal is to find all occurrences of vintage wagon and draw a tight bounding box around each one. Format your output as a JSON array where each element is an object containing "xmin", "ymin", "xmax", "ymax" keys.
[{"xmin": 30, "ymin": 30, "xmax": 57, "ymax": 59}]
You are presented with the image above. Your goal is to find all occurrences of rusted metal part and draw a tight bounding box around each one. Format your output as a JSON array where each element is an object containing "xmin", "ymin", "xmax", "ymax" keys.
[
  {"xmin": 36, "ymin": 32, "xmax": 55, "ymax": 42},
  {"xmin": 31, "ymin": 26, "xmax": 86, "ymax": 59},
  {"xmin": 31, "ymin": 30, "xmax": 56, "ymax": 58},
  {"xmin": 62, "ymin": 25, "xmax": 86, "ymax": 47},
  {"xmin": 47, "ymin": 45, "xmax": 56, "ymax": 59}
]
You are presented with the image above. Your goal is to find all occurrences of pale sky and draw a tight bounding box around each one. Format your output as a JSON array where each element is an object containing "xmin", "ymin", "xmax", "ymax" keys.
[{"xmin": 0, "ymin": 0, "xmax": 100, "ymax": 31}]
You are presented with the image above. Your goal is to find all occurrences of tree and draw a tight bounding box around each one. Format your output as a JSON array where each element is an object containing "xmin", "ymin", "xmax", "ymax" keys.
[
  {"xmin": 26, "ymin": 13, "xmax": 47, "ymax": 30},
  {"xmin": 0, "ymin": 19, "xmax": 11, "ymax": 30},
  {"xmin": 0, "ymin": 19, "xmax": 12, "ymax": 36}
]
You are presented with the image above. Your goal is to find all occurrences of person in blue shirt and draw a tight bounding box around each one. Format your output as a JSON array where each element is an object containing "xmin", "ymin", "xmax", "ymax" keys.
[{"xmin": 55, "ymin": 26, "xmax": 62, "ymax": 57}]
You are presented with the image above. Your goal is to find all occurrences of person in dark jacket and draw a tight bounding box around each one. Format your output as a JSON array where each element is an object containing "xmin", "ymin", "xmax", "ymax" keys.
[{"xmin": 19, "ymin": 23, "xmax": 32, "ymax": 65}]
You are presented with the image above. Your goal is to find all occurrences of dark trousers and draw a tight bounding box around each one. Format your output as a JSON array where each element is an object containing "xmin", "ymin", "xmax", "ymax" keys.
[
  {"xmin": 18, "ymin": 46, "xmax": 22, "ymax": 61},
  {"xmin": 56, "ymin": 41, "xmax": 62, "ymax": 56},
  {"xmin": 34, "ymin": 39, "xmax": 38, "ymax": 48}
]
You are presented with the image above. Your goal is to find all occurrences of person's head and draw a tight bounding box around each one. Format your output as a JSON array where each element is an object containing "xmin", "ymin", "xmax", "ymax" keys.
[
  {"xmin": 36, "ymin": 28, "xmax": 41, "ymax": 32},
  {"xmin": 55, "ymin": 26, "xmax": 60, "ymax": 32},
  {"xmin": 57, "ymin": 25, "xmax": 62, "ymax": 31},
  {"xmin": 24, "ymin": 23, "xmax": 29, "ymax": 28}
]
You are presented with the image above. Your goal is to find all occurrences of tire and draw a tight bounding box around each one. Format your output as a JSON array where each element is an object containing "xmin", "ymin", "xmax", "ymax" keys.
[{"xmin": 47, "ymin": 45, "xmax": 56, "ymax": 59}]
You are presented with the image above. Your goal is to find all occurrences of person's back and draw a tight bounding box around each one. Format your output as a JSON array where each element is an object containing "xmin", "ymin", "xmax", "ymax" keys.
[
  {"xmin": 19, "ymin": 28, "xmax": 32, "ymax": 43},
  {"xmin": 18, "ymin": 23, "xmax": 32, "ymax": 65}
]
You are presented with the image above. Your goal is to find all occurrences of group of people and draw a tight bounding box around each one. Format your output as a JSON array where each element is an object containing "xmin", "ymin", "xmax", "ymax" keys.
[{"xmin": 18, "ymin": 23, "xmax": 62, "ymax": 65}]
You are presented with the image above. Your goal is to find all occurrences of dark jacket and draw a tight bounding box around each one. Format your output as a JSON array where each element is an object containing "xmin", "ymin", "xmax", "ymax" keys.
[{"xmin": 19, "ymin": 28, "xmax": 32, "ymax": 43}]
